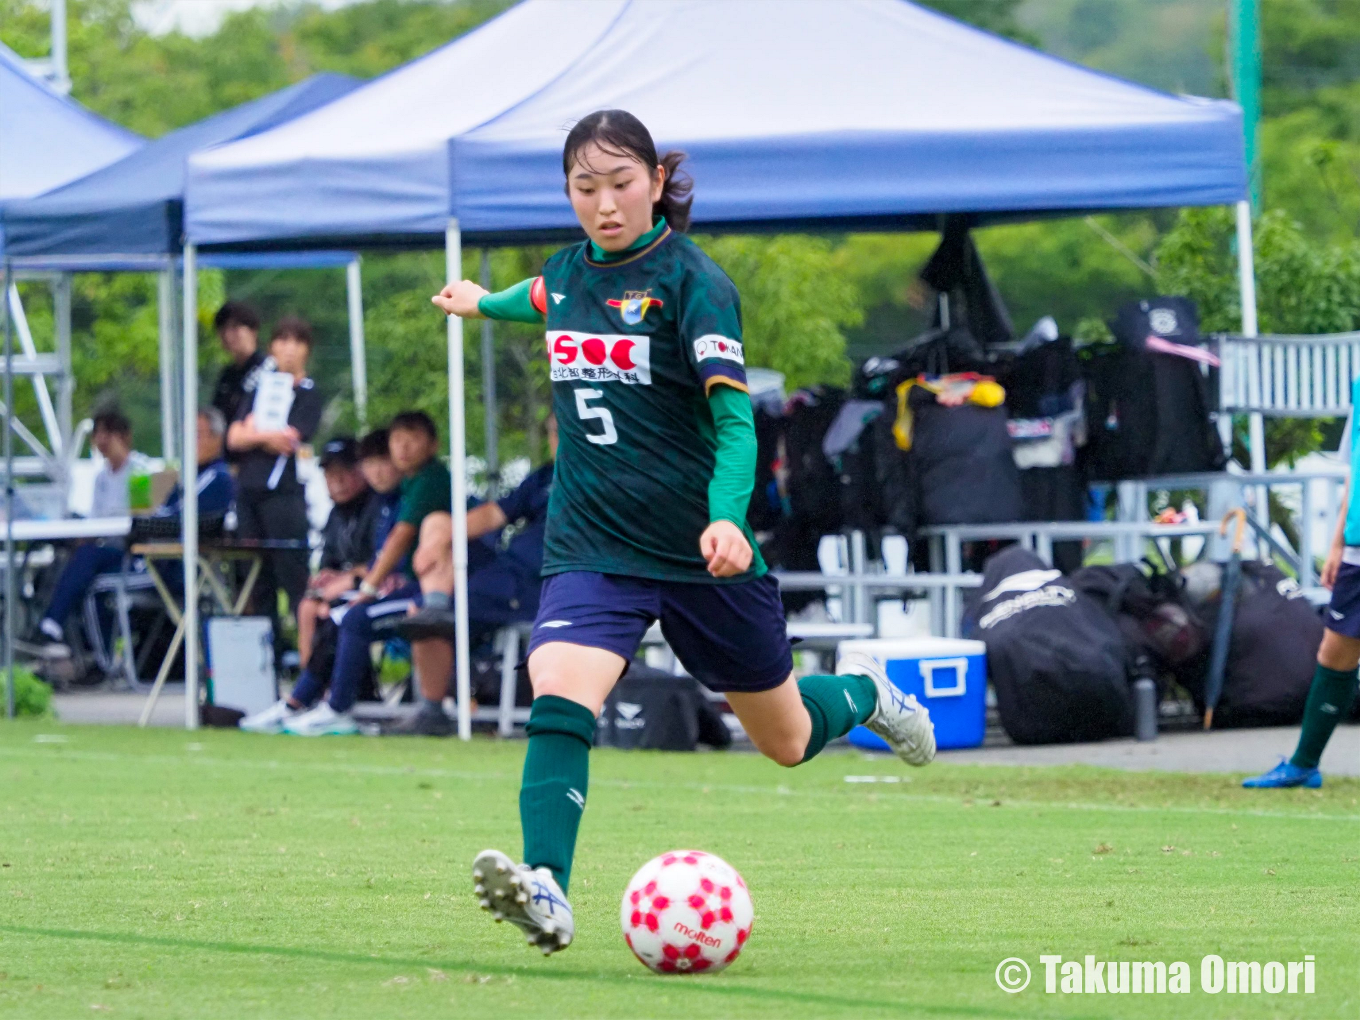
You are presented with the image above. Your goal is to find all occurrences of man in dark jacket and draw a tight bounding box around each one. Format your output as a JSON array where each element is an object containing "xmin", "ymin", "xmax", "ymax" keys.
[{"xmin": 292, "ymin": 437, "xmax": 384, "ymax": 670}]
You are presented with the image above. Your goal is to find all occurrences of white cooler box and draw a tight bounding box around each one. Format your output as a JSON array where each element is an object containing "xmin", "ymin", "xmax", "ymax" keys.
[{"xmin": 841, "ymin": 638, "xmax": 987, "ymax": 751}]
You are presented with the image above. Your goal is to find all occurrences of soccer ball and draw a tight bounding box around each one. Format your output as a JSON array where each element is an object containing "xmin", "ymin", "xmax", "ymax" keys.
[{"xmin": 620, "ymin": 850, "xmax": 753, "ymax": 974}]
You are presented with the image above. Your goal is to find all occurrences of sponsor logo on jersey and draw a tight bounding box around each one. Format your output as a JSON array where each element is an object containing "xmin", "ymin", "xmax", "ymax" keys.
[
  {"xmin": 546, "ymin": 331, "xmax": 652, "ymax": 385},
  {"xmin": 693, "ymin": 334, "xmax": 744, "ymax": 365},
  {"xmin": 606, "ymin": 290, "xmax": 664, "ymax": 326}
]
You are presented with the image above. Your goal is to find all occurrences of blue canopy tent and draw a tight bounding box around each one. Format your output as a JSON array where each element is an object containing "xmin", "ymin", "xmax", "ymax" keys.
[
  {"xmin": 180, "ymin": 0, "xmax": 1252, "ymax": 736},
  {"xmin": 0, "ymin": 42, "xmax": 140, "ymax": 242},
  {"xmin": 3, "ymin": 73, "xmax": 368, "ymax": 472}
]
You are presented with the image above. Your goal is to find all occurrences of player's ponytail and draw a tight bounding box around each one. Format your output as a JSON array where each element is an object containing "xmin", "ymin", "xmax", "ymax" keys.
[{"xmin": 563, "ymin": 110, "xmax": 693, "ymax": 233}]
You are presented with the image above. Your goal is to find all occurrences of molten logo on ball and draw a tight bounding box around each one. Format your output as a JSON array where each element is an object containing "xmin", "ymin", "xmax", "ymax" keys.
[{"xmin": 620, "ymin": 850, "xmax": 753, "ymax": 974}]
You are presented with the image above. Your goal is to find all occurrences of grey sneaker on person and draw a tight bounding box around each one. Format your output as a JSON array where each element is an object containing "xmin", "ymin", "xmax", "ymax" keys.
[{"xmin": 387, "ymin": 703, "xmax": 455, "ymax": 737}]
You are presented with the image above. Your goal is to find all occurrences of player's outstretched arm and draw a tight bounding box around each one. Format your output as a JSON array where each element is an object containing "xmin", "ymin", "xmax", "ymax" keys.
[
  {"xmin": 432, "ymin": 277, "xmax": 546, "ymax": 324},
  {"xmin": 432, "ymin": 280, "xmax": 489, "ymax": 318}
]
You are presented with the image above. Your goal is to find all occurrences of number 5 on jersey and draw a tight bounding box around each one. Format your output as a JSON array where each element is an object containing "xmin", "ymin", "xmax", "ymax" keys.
[{"xmin": 574, "ymin": 388, "xmax": 617, "ymax": 445}]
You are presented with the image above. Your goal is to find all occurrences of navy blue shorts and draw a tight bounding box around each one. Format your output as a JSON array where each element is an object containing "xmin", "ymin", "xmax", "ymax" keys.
[
  {"xmin": 526, "ymin": 571, "xmax": 793, "ymax": 693},
  {"xmin": 1326, "ymin": 562, "xmax": 1360, "ymax": 638}
]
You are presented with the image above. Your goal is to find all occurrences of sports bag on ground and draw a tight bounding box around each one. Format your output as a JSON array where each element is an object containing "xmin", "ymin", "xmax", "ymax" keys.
[
  {"xmin": 1069, "ymin": 562, "xmax": 1206, "ymax": 682},
  {"xmin": 1176, "ymin": 562, "xmax": 1322, "ymax": 728},
  {"xmin": 967, "ymin": 546, "xmax": 1133, "ymax": 745},
  {"xmin": 596, "ymin": 665, "xmax": 732, "ymax": 752}
]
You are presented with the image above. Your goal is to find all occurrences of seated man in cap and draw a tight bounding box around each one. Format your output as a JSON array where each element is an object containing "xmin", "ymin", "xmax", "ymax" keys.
[
  {"xmin": 293, "ymin": 437, "xmax": 384, "ymax": 670},
  {"xmin": 240, "ymin": 430, "xmax": 402, "ymax": 732}
]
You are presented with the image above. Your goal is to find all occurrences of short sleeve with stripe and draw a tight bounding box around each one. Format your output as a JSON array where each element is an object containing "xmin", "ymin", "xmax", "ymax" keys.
[{"xmin": 679, "ymin": 270, "xmax": 747, "ymax": 394}]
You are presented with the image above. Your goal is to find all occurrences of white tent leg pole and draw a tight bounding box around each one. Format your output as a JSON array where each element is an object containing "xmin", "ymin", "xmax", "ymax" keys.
[
  {"xmin": 54, "ymin": 274, "xmax": 72, "ymax": 458},
  {"xmin": 158, "ymin": 266, "xmax": 177, "ymax": 462},
  {"xmin": 4, "ymin": 261, "xmax": 15, "ymax": 720},
  {"xmin": 446, "ymin": 221, "xmax": 471, "ymax": 741},
  {"xmin": 346, "ymin": 258, "xmax": 368, "ymax": 430},
  {"xmin": 182, "ymin": 244, "xmax": 200, "ymax": 731},
  {"xmin": 479, "ymin": 250, "xmax": 498, "ymax": 497},
  {"xmin": 1236, "ymin": 200, "xmax": 1267, "ymax": 538}
]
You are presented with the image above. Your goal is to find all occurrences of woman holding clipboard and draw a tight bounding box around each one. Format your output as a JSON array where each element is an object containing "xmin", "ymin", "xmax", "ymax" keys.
[{"xmin": 226, "ymin": 315, "xmax": 324, "ymax": 659}]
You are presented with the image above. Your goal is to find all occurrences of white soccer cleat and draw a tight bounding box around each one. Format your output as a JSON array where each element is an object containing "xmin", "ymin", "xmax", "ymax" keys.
[
  {"xmin": 280, "ymin": 701, "xmax": 358, "ymax": 737},
  {"xmin": 239, "ymin": 699, "xmax": 301, "ymax": 734},
  {"xmin": 472, "ymin": 849, "xmax": 574, "ymax": 956},
  {"xmin": 839, "ymin": 650, "xmax": 936, "ymax": 766}
]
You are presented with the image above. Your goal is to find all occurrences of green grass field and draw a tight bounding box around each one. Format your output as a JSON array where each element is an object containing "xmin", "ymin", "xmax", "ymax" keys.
[{"xmin": 0, "ymin": 720, "xmax": 1355, "ymax": 1019}]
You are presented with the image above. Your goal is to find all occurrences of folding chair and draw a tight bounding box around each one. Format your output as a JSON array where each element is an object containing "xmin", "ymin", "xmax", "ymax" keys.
[{"xmin": 81, "ymin": 566, "xmax": 164, "ymax": 689}]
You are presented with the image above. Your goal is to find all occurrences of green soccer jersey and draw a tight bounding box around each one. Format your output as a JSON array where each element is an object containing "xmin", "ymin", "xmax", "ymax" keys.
[{"xmin": 531, "ymin": 224, "xmax": 766, "ymax": 583}]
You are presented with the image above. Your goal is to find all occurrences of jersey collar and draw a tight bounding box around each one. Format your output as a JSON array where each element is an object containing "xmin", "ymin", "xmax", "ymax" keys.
[{"xmin": 585, "ymin": 217, "xmax": 670, "ymax": 267}]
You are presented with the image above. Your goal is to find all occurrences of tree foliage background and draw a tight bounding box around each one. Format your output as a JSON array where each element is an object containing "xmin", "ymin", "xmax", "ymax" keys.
[{"xmin": 3, "ymin": 0, "xmax": 1358, "ymax": 470}]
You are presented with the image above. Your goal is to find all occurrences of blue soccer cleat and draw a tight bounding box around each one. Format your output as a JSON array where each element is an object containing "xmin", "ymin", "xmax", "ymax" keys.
[{"xmin": 1242, "ymin": 759, "xmax": 1322, "ymax": 789}]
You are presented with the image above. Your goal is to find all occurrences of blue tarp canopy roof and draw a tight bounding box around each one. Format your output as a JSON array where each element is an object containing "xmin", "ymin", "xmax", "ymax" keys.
[
  {"xmin": 0, "ymin": 42, "xmax": 141, "ymax": 252},
  {"xmin": 183, "ymin": 0, "xmax": 1247, "ymax": 250},
  {"xmin": 4, "ymin": 73, "xmax": 360, "ymax": 260}
]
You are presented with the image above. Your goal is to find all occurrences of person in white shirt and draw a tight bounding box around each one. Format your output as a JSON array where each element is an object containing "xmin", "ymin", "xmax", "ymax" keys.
[
  {"xmin": 88, "ymin": 408, "xmax": 150, "ymax": 517},
  {"xmin": 37, "ymin": 408, "xmax": 146, "ymax": 656}
]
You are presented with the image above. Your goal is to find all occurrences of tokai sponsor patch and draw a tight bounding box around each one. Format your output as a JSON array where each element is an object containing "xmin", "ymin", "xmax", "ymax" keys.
[
  {"xmin": 693, "ymin": 334, "xmax": 744, "ymax": 365},
  {"xmin": 546, "ymin": 331, "xmax": 651, "ymax": 385}
]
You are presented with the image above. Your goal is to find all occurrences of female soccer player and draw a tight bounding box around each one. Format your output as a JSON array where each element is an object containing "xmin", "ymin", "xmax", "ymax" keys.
[{"xmin": 433, "ymin": 110, "xmax": 935, "ymax": 955}]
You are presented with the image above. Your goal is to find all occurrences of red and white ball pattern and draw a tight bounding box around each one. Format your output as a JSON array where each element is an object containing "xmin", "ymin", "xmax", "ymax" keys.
[{"xmin": 620, "ymin": 850, "xmax": 753, "ymax": 975}]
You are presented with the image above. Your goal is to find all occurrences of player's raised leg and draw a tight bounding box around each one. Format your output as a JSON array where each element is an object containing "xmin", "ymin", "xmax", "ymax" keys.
[
  {"xmin": 662, "ymin": 575, "xmax": 935, "ymax": 768},
  {"xmin": 727, "ymin": 654, "xmax": 935, "ymax": 767}
]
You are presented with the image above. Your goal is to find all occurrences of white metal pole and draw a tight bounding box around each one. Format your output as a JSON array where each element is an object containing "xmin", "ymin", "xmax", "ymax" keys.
[
  {"xmin": 158, "ymin": 266, "xmax": 177, "ymax": 461},
  {"xmin": 479, "ymin": 250, "xmax": 499, "ymax": 497},
  {"xmin": 50, "ymin": 0, "xmax": 69, "ymax": 93},
  {"xmin": 182, "ymin": 245, "xmax": 200, "ymax": 730},
  {"xmin": 446, "ymin": 222, "xmax": 472, "ymax": 741},
  {"xmin": 346, "ymin": 258, "xmax": 368, "ymax": 430},
  {"xmin": 3, "ymin": 261, "xmax": 14, "ymax": 720},
  {"xmin": 1236, "ymin": 200, "xmax": 1268, "ymax": 537},
  {"xmin": 54, "ymin": 274, "xmax": 72, "ymax": 455}
]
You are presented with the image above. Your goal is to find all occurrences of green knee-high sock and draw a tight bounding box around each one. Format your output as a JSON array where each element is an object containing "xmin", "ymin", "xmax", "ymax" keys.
[
  {"xmin": 1290, "ymin": 664, "xmax": 1359, "ymax": 770},
  {"xmin": 797, "ymin": 673, "xmax": 877, "ymax": 763},
  {"xmin": 520, "ymin": 695, "xmax": 596, "ymax": 893}
]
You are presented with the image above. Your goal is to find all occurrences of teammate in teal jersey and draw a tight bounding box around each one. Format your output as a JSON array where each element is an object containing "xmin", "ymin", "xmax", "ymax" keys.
[{"xmin": 433, "ymin": 110, "xmax": 936, "ymax": 956}]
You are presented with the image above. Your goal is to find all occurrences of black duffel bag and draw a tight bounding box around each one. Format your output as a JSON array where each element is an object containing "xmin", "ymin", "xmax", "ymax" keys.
[
  {"xmin": 967, "ymin": 546, "xmax": 1133, "ymax": 745},
  {"xmin": 1176, "ymin": 562, "xmax": 1322, "ymax": 728},
  {"xmin": 596, "ymin": 664, "xmax": 732, "ymax": 752}
]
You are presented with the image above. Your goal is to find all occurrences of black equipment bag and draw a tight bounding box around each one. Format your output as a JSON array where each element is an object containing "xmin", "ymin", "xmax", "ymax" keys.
[
  {"xmin": 1070, "ymin": 562, "xmax": 1206, "ymax": 688},
  {"xmin": 596, "ymin": 665, "xmax": 732, "ymax": 751},
  {"xmin": 1176, "ymin": 562, "xmax": 1322, "ymax": 727},
  {"xmin": 783, "ymin": 387, "xmax": 845, "ymax": 535},
  {"xmin": 911, "ymin": 387, "xmax": 1023, "ymax": 528},
  {"xmin": 874, "ymin": 396, "xmax": 914, "ymax": 535},
  {"xmin": 967, "ymin": 546, "xmax": 1133, "ymax": 745},
  {"xmin": 1084, "ymin": 297, "xmax": 1225, "ymax": 480}
]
